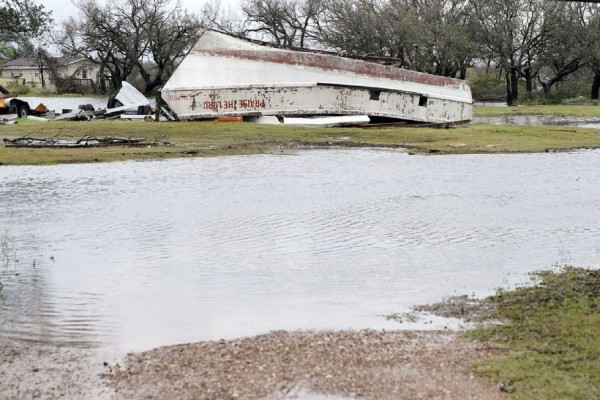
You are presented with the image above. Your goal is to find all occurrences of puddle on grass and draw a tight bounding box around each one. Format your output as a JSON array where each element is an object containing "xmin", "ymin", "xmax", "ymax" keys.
[
  {"xmin": 20, "ymin": 97, "xmax": 109, "ymax": 113},
  {"xmin": 1, "ymin": 149, "xmax": 600, "ymax": 351},
  {"xmin": 19, "ymin": 97, "xmax": 156, "ymax": 113},
  {"xmin": 473, "ymin": 115, "xmax": 600, "ymax": 128}
]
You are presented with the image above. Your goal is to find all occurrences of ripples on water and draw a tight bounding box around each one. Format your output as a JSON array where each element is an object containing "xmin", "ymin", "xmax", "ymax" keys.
[
  {"xmin": 473, "ymin": 115, "xmax": 600, "ymax": 128},
  {"xmin": 1, "ymin": 149, "xmax": 600, "ymax": 351}
]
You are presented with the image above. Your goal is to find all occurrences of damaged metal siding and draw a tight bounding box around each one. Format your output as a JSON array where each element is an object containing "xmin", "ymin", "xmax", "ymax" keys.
[{"xmin": 164, "ymin": 84, "xmax": 469, "ymax": 123}]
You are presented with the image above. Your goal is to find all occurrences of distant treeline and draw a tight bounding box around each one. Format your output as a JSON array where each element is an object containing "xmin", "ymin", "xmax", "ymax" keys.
[{"xmin": 205, "ymin": 0, "xmax": 600, "ymax": 104}]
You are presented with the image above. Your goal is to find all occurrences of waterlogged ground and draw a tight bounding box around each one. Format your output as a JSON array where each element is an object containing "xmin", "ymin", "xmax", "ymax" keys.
[
  {"xmin": 473, "ymin": 114, "xmax": 600, "ymax": 128},
  {"xmin": 1, "ymin": 149, "xmax": 600, "ymax": 352},
  {"xmin": 19, "ymin": 97, "xmax": 156, "ymax": 114},
  {"xmin": 20, "ymin": 97, "xmax": 109, "ymax": 113}
]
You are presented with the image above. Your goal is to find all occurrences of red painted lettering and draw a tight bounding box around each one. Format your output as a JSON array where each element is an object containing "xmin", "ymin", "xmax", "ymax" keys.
[{"xmin": 199, "ymin": 98, "xmax": 266, "ymax": 110}]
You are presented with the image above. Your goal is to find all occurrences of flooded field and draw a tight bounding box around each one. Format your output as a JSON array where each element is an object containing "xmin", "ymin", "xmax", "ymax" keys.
[
  {"xmin": 20, "ymin": 97, "xmax": 156, "ymax": 113},
  {"xmin": 21, "ymin": 97, "xmax": 109, "ymax": 112},
  {"xmin": 474, "ymin": 115, "xmax": 600, "ymax": 128},
  {"xmin": 1, "ymin": 149, "xmax": 600, "ymax": 351}
]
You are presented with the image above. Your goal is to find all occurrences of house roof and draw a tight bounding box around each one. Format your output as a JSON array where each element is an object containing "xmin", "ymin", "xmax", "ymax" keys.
[
  {"xmin": 56, "ymin": 57, "xmax": 81, "ymax": 65},
  {"xmin": 3, "ymin": 57, "xmax": 86, "ymax": 68},
  {"xmin": 4, "ymin": 58, "xmax": 38, "ymax": 68}
]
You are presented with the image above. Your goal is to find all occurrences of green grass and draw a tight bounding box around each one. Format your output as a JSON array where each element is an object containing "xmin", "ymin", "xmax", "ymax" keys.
[
  {"xmin": 470, "ymin": 267, "xmax": 600, "ymax": 399},
  {"xmin": 1, "ymin": 119, "xmax": 600, "ymax": 165},
  {"xmin": 474, "ymin": 104, "xmax": 600, "ymax": 118}
]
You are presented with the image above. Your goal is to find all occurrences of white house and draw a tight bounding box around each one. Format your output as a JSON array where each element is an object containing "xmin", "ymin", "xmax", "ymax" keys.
[{"xmin": 0, "ymin": 57, "xmax": 103, "ymax": 91}]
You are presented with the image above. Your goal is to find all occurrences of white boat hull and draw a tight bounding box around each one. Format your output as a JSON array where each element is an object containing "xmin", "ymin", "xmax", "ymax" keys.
[{"xmin": 159, "ymin": 31, "xmax": 473, "ymax": 124}]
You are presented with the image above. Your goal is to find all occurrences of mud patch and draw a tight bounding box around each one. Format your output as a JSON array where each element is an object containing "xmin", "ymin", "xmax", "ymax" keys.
[
  {"xmin": 386, "ymin": 295, "xmax": 498, "ymax": 326},
  {"xmin": 0, "ymin": 340, "xmax": 116, "ymax": 399},
  {"xmin": 414, "ymin": 295, "xmax": 497, "ymax": 322},
  {"xmin": 107, "ymin": 330, "xmax": 503, "ymax": 400}
]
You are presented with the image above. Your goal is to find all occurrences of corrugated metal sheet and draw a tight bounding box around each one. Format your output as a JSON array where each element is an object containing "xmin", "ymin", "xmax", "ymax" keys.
[{"xmin": 116, "ymin": 82, "xmax": 149, "ymax": 107}]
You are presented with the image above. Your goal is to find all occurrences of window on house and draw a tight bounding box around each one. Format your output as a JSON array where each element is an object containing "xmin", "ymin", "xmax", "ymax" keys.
[
  {"xmin": 35, "ymin": 72, "xmax": 39, "ymax": 77},
  {"xmin": 10, "ymin": 72, "xmax": 14, "ymax": 77},
  {"xmin": 81, "ymin": 69, "xmax": 88, "ymax": 79}
]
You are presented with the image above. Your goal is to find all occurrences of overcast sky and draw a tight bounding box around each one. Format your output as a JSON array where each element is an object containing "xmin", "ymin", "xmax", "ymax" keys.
[{"xmin": 48, "ymin": 0, "xmax": 242, "ymax": 25}]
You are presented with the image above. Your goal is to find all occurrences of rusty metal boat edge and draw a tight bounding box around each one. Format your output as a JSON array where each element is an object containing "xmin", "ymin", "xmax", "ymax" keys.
[{"xmin": 157, "ymin": 30, "xmax": 473, "ymax": 125}]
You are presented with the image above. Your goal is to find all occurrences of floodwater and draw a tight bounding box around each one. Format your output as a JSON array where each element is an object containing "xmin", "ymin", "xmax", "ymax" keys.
[
  {"xmin": 21, "ymin": 97, "xmax": 108, "ymax": 112},
  {"xmin": 20, "ymin": 96, "xmax": 157, "ymax": 113},
  {"xmin": 474, "ymin": 115, "xmax": 600, "ymax": 128},
  {"xmin": 1, "ymin": 149, "xmax": 600, "ymax": 351}
]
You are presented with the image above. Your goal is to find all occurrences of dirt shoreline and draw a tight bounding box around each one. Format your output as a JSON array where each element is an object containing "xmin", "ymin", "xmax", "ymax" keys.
[
  {"xmin": 0, "ymin": 339, "xmax": 115, "ymax": 400},
  {"xmin": 1, "ymin": 329, "xmax": 506, "ymax": 400}
]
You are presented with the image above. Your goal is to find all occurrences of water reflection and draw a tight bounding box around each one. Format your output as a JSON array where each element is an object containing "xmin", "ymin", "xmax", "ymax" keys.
[
  {"xmin": 20, "ymin": 97, "xmax": 108, "ymax": 113},
  {"xmin": 1, "ymin": 149, "xmax": 600, "ymax": 351},
  {"xmin": 19, "ymin": 97, "xmax": 156, "ymax": 113},
  {"xmin": 473, "ymin": 115, "xmax": 600, "ymax": 128}
]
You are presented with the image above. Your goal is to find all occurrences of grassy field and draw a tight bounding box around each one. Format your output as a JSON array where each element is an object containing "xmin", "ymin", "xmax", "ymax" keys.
[
  {"xmin": 1, "ymin": 118, "xmax": 600, "ymax": 165},
  {"xmin": 470, "ymin": 267, "xmax": 600, "ymax": 399}
]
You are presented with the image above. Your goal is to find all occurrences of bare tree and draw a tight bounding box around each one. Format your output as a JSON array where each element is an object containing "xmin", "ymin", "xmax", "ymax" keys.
[
  {"xmin": 55, "ymin": 0, "xmax": 201, "ymax": 94},
  {"xmin": 535, "ymin": 2, "xmax": 594, "ymax": 95},
  {"xmin": 582, "ymin": 4, "xmax": 600, "ymax": 99},
  {"xmin": 241, "ymin": 0, "xmax": 325, "ymax": 47},
  {"xmin": 319, "ymin": 0, "xmax": 403, "ymax": 57},
  {"xmin": 138, "ymin": 0, "xmax": 203, "ymax": 93},
  {"xmin": 35, "ymin": 49, "xmax": 73, "ymax": 92},
  {"xmin": 407, "ymin": 0, "xmax": 477, "ymax": 78},
  {"xmin": 201, "ymin": 0, "xmax": 249, "ymax": 35},
  {"xmin": 57, "ymin": 0, "xmax": 140, "ymax": 93},
  {"xmin": 469, "ymin": 0, "xmax": 550, "ymax": 105}
]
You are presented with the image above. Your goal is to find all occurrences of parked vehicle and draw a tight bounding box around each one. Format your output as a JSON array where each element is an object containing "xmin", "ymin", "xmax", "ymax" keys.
[{"xmin": 0, "ymin": 95, "xmax": 33, "ymax": 118}]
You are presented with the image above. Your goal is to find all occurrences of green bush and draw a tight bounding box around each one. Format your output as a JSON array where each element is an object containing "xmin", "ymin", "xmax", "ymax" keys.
[{"xmin": 10, "ymin": 85, "xmax": 31, "ymax": 95}]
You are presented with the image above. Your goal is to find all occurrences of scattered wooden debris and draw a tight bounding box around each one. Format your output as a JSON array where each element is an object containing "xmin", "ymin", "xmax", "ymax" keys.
[
  {"xmin": 0, "ymin": 114, "xmax": 18, "ymax": 124},
  {"xmin": 119, "ymin": 114, "xmax": 155, "ymax": 121},
  {"xmin": 26, "ymin": 115, "xmax": 49, "ymax": 122},
  {"xmin": 0, "ymin": 83, "xmax": 153, "ymax": 122}
]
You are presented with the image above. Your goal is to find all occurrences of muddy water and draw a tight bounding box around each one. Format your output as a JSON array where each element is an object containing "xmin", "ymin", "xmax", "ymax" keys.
[
  {"xmin": 20, "ymin": 97, "xmax": 109, "ymax": 112},
  {"xmin": 473, "ymin": 115, "xmax": 600, "ymax": 128},
  {"xmin": 20, "ymin": 97, "xmax": 156, "ymax": 113},
  {"xmin": 1, "ymin": 149, "xmax": 600, "ymax": 351}
]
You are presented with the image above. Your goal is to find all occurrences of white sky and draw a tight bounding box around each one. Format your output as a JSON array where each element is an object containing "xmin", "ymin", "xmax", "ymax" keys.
[{"xmin": 47, "ymin": 0, "xmax": 242, "ymax": 25}]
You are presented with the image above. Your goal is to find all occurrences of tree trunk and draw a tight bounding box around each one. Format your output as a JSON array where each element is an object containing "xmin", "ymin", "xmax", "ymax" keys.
[
  {"xmin": 591, "ymin": 70, "xmax": 600, "ymax": 100},
  {"xmin": 144, "ymin": 77, "xmax": 163, "ymax": 95},
  {"xmin": 510, "ymin": 67, "xmax": 519, "ymax": 102},
  {"xmin": 524, "ymin": 67, "xmax": 533, "ymax": 94},
  {"xmin": 541, "ymin": 80, "xmax": 550, "ymax": 94},
  {"xmin": 505, "ymin": 72, "xmax": 514, "ymax": 106},
  {"xmin": 98, "ymin": 64, "xmax": 106, "ymax": 94},
  {"xmin": 539, "ymin": 59, "xmax": 582, "ymax": 95},
  {"xmin": 139, "ymin": 64, "xmax": 164, "ymax": 95},
  {"xmin": 111, "ymin": 75, "xmax": 120, "ymax": 90}
]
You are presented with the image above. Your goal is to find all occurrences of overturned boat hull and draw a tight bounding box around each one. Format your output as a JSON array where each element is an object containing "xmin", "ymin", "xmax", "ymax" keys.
[{"xmin": 159, "ymin": 31, "xmax": 473, "ymax": 124}]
